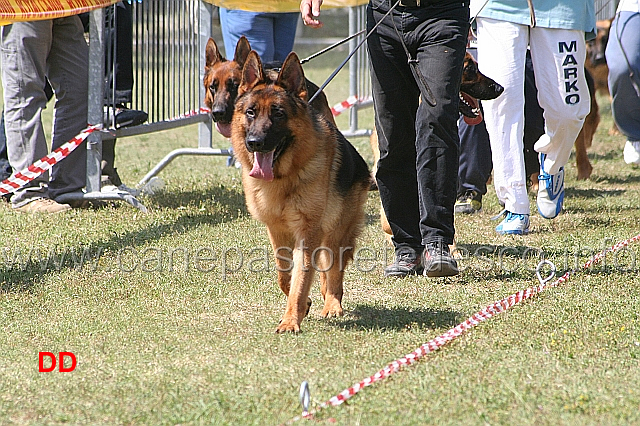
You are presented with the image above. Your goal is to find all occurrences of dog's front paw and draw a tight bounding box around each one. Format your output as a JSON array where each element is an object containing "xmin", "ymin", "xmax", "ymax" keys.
[
  {"xmin": 320, "ymin": 300, "xmax": 344, "ymax": 318},
  {"xmin": 276, "ymin": 317, "xmax": 301, "ymax": 333},
  {"xmin": 576, "ymin": 163, "xmax": 593, "ymax": 180}
]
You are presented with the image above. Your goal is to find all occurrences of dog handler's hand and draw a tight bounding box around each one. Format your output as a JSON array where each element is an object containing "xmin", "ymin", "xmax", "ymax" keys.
[{"xmin": 300, "ymin": 0, "xmax": 323, "ymax": 28}]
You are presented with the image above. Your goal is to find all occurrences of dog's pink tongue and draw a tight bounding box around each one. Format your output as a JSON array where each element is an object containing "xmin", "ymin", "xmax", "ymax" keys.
[
  {"xmin": 249, "ymin": 151, "xmax": 275, "ymax": 181},
  {"xmin": 215, "ymin": 122, "xmax": 232, "ymax": 138},
  {"xmin": 464, "ymin": 111, "xmax": 483, "ymax": 126}
]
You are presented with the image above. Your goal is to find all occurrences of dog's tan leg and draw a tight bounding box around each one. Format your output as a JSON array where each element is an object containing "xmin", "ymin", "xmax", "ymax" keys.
[
  {"xmin": 268, "ymin": 229, "xmax": 313, "ymax": 331},
  {"xmin": 268, "ymin": 229, "xmax": 294, "ymax": 296},
  {"xmin": 575, "ymin": 85, "xmax": 599, "ymax": 180},
  {"xmin": 318, "ymin": 249, "xmax": 345, "ymax": 318},
  {"xmin": 574, "ymin": 129, "xmax": 593, "ymax": 180},
  {"xmin": 276, "ymin": 236, "xmax": 319, "ymax": 333},
  {"xmin": 529, "ymin": 173, "xmax": 539, "ymax": 194}
]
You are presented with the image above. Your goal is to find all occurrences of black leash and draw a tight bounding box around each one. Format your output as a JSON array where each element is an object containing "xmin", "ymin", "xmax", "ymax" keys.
[
  {"xmin": 299, "ymin": 30, "xmax": 365, "ymax": 65},
  {"xmin": 308, "ymin": 0, "xmax": 402, "ymax": 104},
  {"xmin": 307, "ymin": 0, "xmax": 444, "ymax": 108},
  {"xmin": 388, "ymin": 4, "xmax": 437, "ymax": 107}
]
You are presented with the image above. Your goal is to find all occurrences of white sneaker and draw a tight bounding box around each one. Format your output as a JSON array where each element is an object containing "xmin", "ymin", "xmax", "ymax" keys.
[
  {"xmin": 537, "ymin": 153, "xmax": 565, "ymax": 219},
  {"xmin": 495, "ymin": 211, "xmax": 530, "ymax": 235},
  {"xmin": 623, "ymin": 140, "xmax": 640, "ymax": 165}
]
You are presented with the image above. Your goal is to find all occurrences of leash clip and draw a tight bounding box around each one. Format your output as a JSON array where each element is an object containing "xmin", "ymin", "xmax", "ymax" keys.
[
  {"xmin": 535, "ymin": 259, "xmax": 556, "ymax": 286},
  {"xmin": 300, "ymin": 381, "xmax": 311, "ymax": 416}
]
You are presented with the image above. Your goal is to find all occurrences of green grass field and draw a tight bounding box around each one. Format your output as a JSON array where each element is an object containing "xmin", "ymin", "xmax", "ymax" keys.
[{"xmin": 1, "ymin": 11, "xmax": 640, "ymax": 426}]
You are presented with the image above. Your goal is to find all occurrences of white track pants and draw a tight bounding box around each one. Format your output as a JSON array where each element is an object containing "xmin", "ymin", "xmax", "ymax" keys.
[{"xmin": 476, "ymin": 18, "xmax": 590, "ymax": 215}]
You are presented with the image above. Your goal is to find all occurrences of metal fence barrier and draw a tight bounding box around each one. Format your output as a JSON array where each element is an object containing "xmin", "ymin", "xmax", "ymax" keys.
[
  {"xmin": 56, "ymin": 1, "xmax": 225, "ymax": 210},
  {"xmin": 58, "ymin": 1, "xmax": 372, "ymax": 210}
]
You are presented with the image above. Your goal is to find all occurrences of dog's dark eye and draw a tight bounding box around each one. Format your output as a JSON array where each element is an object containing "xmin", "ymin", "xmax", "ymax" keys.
[
  {"xmin": 227, "ymin": 79, "xmax": 239, "ymax": 94},
  {"xmin": 271, "ymin": 107, "xmax": 285, "ymax": 120},
  {"xmin": 246, "ymin": 107, "xmax": 256, "ymax": 119},
  {"xmin": 209, "ymin": 81, "xmax": 218, "ymax": 92}
]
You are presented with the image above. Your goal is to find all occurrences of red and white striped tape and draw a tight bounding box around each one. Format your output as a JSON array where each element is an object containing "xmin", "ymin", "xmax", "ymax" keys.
[
  {"xmin": 0, "ymin": 124, "xmax": 101, "ymax": 196},
  {"xmin": 287, "ymin": 232, "xmax": 640, "ymax": 423},
  {"xmin": 0, "ymin": 108, "xmax": 211, "ymax": 197},
  {"xmin": 331, "ymin": 95, "xmax": 371, "ymax": 117}
]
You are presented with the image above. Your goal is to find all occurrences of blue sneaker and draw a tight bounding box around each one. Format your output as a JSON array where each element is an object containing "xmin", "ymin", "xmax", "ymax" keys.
[
  {"xmin": 495, "ymin": 211, "xmax": 530, "ymax": 235},
  {"xmin": 537, "ymin": 153, "xmax": 565, "ymax": 219}
]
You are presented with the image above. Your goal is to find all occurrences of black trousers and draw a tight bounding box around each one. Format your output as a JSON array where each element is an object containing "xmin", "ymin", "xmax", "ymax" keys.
[
  {"xmin": 79, "ymin": 1, "xmax": 134, "ymax": 104},
  {"xmin": 368, "ymin": 0, "xmax": 469, "ymax": 252}
]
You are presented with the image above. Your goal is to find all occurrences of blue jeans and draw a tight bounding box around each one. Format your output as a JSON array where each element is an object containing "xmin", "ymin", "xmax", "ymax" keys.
[
  {"xmin": 606, "ymin": 11, "xmax": 640, "ymax": 142},
  {"xmin": 458, "ymin": 107, "xmax": 491, "ymax": 197},
  {"xmin": 219, "ymin": 9, "xmax": 298, "ymax": 63},
  {"xmin": 368, "ymin": 0, "xmax": 469, "ymax": 250}
]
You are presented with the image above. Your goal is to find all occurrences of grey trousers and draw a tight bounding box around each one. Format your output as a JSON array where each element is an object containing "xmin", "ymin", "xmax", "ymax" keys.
[{"xmin": 1, "ymin": 16, "xmax": 88, "ymax": 207}]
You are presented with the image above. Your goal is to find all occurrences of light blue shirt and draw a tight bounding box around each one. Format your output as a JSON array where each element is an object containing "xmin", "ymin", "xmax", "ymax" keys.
[{"xmin": 474, "ymin": 0, "xmax": 596, "ymax": 35}]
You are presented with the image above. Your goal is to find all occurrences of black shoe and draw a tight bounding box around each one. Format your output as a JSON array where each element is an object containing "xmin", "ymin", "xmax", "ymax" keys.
[
  {"xmin": 104, "ymin": 104, "xmax": 148, "ymax": 128},
  {"xmin": 423, "ymin": 242, "xmax": 459, "ymax": 277},
  {"xmin": 384, "ymin": 250, "xmax": 424, "ymax": 277},
  {"xmin": 454, "ymin": 190, "xmax": 482, "ymax": 214}
]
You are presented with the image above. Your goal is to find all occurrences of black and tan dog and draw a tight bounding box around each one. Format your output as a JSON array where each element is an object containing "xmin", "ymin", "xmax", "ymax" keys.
[
  {"xmin": 586, "ymin": 19, "xmax": 612, "ymax": 98},
  {"xmin": 204, "ymin": 36, "xmax": 335, "ymax": 138},
  {"xmin": 230, "ymin": 50, "xmax": 372, "ymax": 333}
]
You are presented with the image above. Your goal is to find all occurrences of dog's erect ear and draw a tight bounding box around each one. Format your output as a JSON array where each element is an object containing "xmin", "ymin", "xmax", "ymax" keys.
[
  {"xmin": 205, "ymin": 37, "xmax": 225, "ymax": 69},
  {"xmin": 277, "ymin": 52, "xmax": 308, "ymax": 101},
  {"xmin": 234, "ymin": 36, "xmax": 252, "ymax": 67},
  {"xmin": 241, "ymin": 50, "xmax": 264, "ymax": 91}
]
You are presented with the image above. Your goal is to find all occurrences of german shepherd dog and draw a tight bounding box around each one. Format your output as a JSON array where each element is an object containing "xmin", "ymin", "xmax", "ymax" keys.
[
  {"xmin": 204, "ymin": 36, "xmax": 336, "ymax": 139},
  {"xmin": 231, "ymin": 50, "xmax": 372, "ymax": 333},
  {"xmin": 458, "ymin": 51, "xmax": 505, "ymax": 125},
  {"xmin": 586, "ymin": 19, "xmax": 613, "ymax": 98}
]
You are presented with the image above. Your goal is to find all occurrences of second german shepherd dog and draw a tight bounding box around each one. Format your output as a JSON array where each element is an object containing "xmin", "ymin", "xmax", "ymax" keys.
[
  {"xmin": 231, "ymin": 50, "xmax": 372, "ymax": 333},
  {"xmin": 204, "ymin": 36, "xmax": 336, "ymax": 138}
]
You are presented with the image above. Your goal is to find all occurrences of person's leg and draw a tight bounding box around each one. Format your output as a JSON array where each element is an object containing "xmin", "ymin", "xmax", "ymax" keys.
[
  {"xmin": 530, "ymin": 27, "xmax": 590, "ymax": 175},
  {"xmin": 0, "ymin": 111, "xmax": 12, "ymax": 183},
  {"xmin": 476, "ymin": 18, "xmax": 530, "ymax": 216},
  {"xmin": 606, "ymin": 11, "xmax": 640, "ymax": 164},
  {"xmin": 1, "ymin": 21, "xmax": 52, "ymax": 207},
  {"xmin": 368, "ymin": 1, "xmax": 422, "ymax": 264},
  {"xmin": 523, "ymin": 51, "xmax": 545, "ymax": 180},
  {"xmin": 102, "ymin": 2, "xmax": 143, "ymax": 190},
  {"xmin": 271, "ymin": 12, "xmax": 299, "ymax": 62},
  {"xmin": 46, "ymin": 15, "xmax": 89, "ymax": 200},
  {"xmin": 529, "ymin": 27, "xmax": 590, "ymax": 219},
  {"xmin": 112, "ymin": 1, "xmax": 134, "ymax": 104},
  {"xmin": 457, "ymin": 106, "xmax": 492, "ymax": 193},
  {"xmin": 219, "ymin": 9, "xmax": 275, "ymax": 62},
  {"xmin": 412, "ymin": 5, "xmax": 469, "ymax": 247}
]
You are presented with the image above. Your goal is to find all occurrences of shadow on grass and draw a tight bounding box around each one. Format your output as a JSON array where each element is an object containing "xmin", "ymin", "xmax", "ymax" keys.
[
  {"xmin": 455, "ymin": 243, "xmax": 544, "ymax": 261},
  {"xmin": 590, "ymin": 173, "xmax": 640, "ymax": 185},
  {"xmin": 365, "ymin": 211, "xmax": 381, "ymax": 227},
  {"xmin": 565, "ymin": 187, "xmax": 625, "ymax": 199},
  {"xmin": 149, "ymin": 184, "xmax": 247, "ymax": 211},
  {"xmin": 335, "ymin": 304, "xmax": 461, "ymax": 331},
  {"xmin": 0, "ymin": 185, "xmax": 248, "ymax": 293}
]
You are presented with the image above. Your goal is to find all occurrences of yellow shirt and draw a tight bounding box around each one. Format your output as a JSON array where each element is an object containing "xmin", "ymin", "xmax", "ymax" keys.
[{"xmin": 0, "ymin": 0, "xmax": 119, "ymax": 25}]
